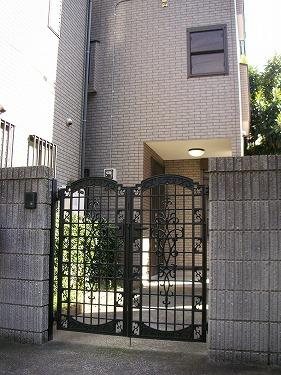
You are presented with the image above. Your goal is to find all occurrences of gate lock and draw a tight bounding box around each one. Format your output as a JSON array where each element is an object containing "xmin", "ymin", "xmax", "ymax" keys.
[{"xmin": 116, "ymin": 223, "xmax": 147, "ymax": 239}]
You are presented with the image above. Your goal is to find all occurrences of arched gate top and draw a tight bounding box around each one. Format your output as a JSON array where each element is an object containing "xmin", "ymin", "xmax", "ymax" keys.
[
  {"xmin": 140, "ymin": 174, "xmax": 195, "ymax": 191},
  {"xmin": 66, "ymin": 177, "xmax": 120, "ymax": 192}
]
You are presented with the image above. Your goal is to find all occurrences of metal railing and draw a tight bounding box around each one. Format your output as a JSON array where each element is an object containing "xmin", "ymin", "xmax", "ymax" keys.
[
  {"xmin": 27, "ymin": 135, "xmax": 57, "ymax": 175},
  {"xmin": 0, "ymin": 119, "xmax": 15, "ymax": 168}
]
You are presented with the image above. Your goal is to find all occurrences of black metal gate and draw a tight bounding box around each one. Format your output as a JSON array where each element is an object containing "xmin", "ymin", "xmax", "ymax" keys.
[{"xmin": 57, "ymin": 175, "xmax": 208, "ymax": 342}]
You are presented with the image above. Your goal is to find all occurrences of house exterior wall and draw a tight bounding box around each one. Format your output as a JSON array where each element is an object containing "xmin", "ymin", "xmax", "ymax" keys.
[
  {"xmin": 85, "ymin": 0, "xmax": 244, "ymax": 185},
  {"xmin": 52, "ymin": 0, "xmax": 88, "ymax": 185},
  {"xmin": 143, "ymin": 144, "xmax": 164, "ymax": 180},
  {"xmin": 0, "ymin": 0, "xmax": 60, "ymax": 167},
  {"xmin": 0, "ymin": 0, "xmax": 88, "ymax": 186},
  {"xmin": 165, "ymin": 159, "xmax": 202, "ymax": 184}
]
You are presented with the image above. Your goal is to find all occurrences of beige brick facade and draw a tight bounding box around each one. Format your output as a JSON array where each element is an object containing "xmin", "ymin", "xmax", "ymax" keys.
[
  {"xmin": 165, "ymin": 159, "xmax": 202, "ymax": 184},
  {"xmin": 52, "ymin": 0, "xmax": 88, "ymax": 185},
  {"xmin": 85, "ymin": 0, "xmax": 246, "ymax": 185}
]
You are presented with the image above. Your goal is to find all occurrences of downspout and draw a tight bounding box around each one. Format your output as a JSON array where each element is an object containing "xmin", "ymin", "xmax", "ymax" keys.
[
  {"xmin": 81, "ymin": 0, "xmax": 135, "ymax": 174},
  {"xmin": 80, "ymin": 0, "xmax": 93, "ymax": 178}
]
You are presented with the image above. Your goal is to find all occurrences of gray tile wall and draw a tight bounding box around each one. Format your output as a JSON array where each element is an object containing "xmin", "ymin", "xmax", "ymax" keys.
[
  {"xmin": 0, "ymin": 167, "xmax": 55, "ymax": 344},
  {"xmin": 52, "ymin": 0, "xmax": 88, "ymax": 186},
  {"xmin": 208, "ymin": 156, "xmax": 281, "ymax": 366},
  {"xmin": 85, "ymin": 0, "xmax": 243, "ymax": 185}
]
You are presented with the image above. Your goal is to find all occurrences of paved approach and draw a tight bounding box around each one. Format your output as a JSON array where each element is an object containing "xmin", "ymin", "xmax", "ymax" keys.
[{"xmin": 0, "ymin": 330, "xmax": 279, "ymax": 375}]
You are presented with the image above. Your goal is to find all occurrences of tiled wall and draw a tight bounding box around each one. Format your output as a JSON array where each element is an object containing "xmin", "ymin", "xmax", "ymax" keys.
[
  {"xmin": 52, "ymin": 0, "xmax": 88, "ymax": 185},
  {"xmin": 0, "ymin": 167, "xmax": 55, "ymax": 344},
  {"xmin": 209, "ymin": 156, "xmax": 281, "ymax": 366},
  {"xmin": 85, "ymin": 0, "xmax": 243, "ymax": 185}
]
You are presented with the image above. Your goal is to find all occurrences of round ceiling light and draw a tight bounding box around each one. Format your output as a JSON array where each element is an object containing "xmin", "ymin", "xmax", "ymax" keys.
[{"xmin": 188, "ymin": 148, "xmax": 205, "ymax": 157}]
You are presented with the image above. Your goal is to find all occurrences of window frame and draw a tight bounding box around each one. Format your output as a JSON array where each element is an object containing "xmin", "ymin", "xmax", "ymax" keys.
[{"xmin": 187, "ymin": 24, "xmax": 229, "ymax": 78}]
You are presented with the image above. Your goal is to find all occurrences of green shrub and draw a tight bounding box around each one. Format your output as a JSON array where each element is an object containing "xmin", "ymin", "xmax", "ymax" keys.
[{"xmin": 53, "ymin": 213, "xmax": 121, "ymax": 312}]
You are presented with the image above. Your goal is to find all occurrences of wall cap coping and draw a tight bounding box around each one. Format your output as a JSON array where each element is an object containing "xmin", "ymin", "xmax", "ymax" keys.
[
  {"xmin": 0, "ymin": 167, "xmax": 54, "ymax": 180},
  {"xmin": 208, "ymin": 156, "xmax": 281, "ymax": 172}
]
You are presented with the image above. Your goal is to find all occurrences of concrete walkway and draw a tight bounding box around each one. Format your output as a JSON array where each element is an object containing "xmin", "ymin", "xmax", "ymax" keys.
[{"xmin": 0, "ymin": 330, "xmax": 279, "ymax": 375}]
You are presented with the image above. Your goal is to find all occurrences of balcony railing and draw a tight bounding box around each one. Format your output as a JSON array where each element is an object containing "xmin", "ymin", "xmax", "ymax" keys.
[{"xmin": 0, "ymin": 119, "xmax": 15, "ymax": 168}]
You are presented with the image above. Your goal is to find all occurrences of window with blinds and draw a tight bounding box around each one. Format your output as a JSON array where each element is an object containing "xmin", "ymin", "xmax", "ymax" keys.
[{"xmin": 187, "ymin": 25, "xmax": 228, "ymax": 77}]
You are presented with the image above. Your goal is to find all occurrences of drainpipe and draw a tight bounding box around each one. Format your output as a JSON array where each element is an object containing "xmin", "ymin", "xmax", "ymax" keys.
[
  {"xmin": 81, "ymin": 0, "xmax": 135, "ymax": 175},
  {"xmin": 80, "ymin": 0, "xmax": 93, "ymax": 178}
]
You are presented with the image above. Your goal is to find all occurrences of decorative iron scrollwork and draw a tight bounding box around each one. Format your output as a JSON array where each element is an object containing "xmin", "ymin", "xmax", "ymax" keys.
[
  {"xmin": 194, "ymin": 209, "xmax": 203, "ymax": 224},
  {"xmin": 117, "ymin": 210, "xmax": 125, "ymax": 223},
  {"xmin": 133, "ymin": 185, "xmax": 141, "ymax": 196},
  {"xmin": 195, "ymin": 269, "xmax": 203, "ymax": 283},
  {"xmin": 150, "ymin": 198, "xmax": 183, "ymax": 307},
  {"xmin": 194, "ymin": 184, "xmax": 204, "ymax": 196},
  {"xmin": 116, "ymin": 321, "xmax": 123, "ymax": 333},
  {"xmin": 116, "ymin": 293, "xmax": 123, "ymax": 307},
  {"xmin": 133, "ymin": 210, "xmax": 141, "ymax": 223},
  {"xmin": 118, "ymin": 186, "xmax": 126, "ymax": 196},
  {"xmin": 194, "ymin": 238, "xmax": 203, "ymax": 253},
  {"xmin": 132, "ymin": 294, "xmax": 140, "ymax": 308},
  {"xmin": 132, "ymin": 322, "xmax": 140, "ymax": 336},
  {"xmin": 194, "ymin": 297, "xmax": 203, "ymax": 311},
  {"xmin": 133, "ymin": 239, "xmax": 141, "ymax": 253},
  {"xmin": 194, "ymin": 326, "xmax": 202, "ymax": 340}
]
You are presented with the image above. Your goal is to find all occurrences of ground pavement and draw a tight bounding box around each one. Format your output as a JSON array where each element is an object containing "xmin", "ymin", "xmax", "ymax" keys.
[{"xmin": 0, "ymin": 329, "xmax": 280, "ymax": 375}]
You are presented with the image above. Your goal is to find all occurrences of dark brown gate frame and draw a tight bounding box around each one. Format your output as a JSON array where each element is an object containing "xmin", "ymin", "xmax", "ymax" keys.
[{"xmin": 56, "ymin": 175, "xmax": 208, "ymax": 342}]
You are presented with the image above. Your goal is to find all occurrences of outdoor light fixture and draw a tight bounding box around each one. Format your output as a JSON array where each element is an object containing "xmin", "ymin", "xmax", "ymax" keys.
[{"xmin": 188, "ymin": 148, "xmax": 205, "ymax": 157}]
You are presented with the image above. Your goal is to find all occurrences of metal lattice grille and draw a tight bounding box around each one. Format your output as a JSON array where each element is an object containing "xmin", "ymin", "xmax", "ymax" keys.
[
  {"xmin": 129, "ymin": 175, "xmax": 207, "ymax": 341},
  {"xmin": 56, "ymin": 175, "xmax": 207, "ymax": 342},
  {"xmin": 57, "ymin": 178, "xmax": 127, "ymax": 335}
]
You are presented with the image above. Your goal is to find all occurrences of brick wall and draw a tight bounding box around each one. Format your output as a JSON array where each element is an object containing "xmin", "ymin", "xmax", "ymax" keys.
[
  {"xmin": 143, "ymin": 144, "xmax": 164, "ymax": 180},
  {"xmin": 208, "ymin": 156, "xmax": 281, "ymax": 366},
  {"xmin": 85, "ymin": 0, "xmax": 243, "ymax": 185},
  {"xmin": 0, "ymin": 167, "xmax": 55, "ymax": 344},
  {"xmin": 52, "ymin": 0, "xmax": 88, "ymax": 185},
  {"xmin": 165, "ymin": 159, "xmax": 202, "ymax": 184},
  {"xmin": 236, "ymin": 0, "xmax": 244, "ymax": 14}
]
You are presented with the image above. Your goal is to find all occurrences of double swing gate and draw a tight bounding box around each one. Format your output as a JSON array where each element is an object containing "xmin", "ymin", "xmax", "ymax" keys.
[{"xmin": 56, "ymin": 174, "xmax": 208, "ymax": 342}]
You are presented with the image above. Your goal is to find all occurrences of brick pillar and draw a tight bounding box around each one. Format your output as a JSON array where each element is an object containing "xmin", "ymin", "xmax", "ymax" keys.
[
  {"xmin": 208, "ymin": 156, "xmax": 281, "ymax": 366},
  {"xmin": 0, "ymin": 167, "xmax": 56, "ymax": 344}
]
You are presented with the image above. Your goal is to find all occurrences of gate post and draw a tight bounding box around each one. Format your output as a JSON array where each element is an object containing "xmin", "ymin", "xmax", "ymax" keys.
[
  {"xmin": 124, "ymin": 186, "xmax": 133, "ymax": 338},
  {"xmin": 208, "ymin": 156, "xmax": 281, "ymax": 366},
  {"xmin": 0, "ymin": 166, "xmax": 56, "ymax": 344}
]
